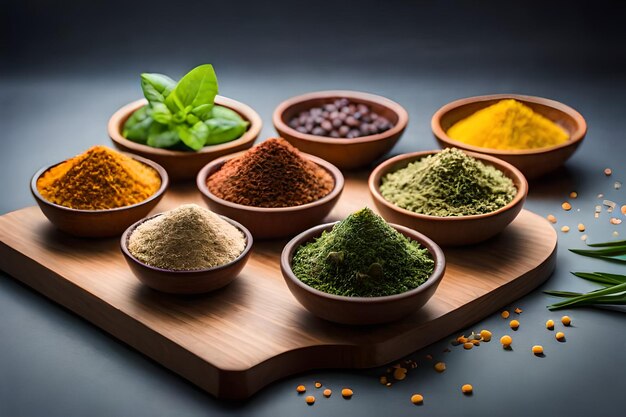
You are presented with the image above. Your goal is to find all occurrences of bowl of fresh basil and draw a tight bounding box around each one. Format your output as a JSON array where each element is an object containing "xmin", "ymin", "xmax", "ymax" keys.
[{"xmin": 108, "ymin": 64, "xmax": 262, "ymax": 181}]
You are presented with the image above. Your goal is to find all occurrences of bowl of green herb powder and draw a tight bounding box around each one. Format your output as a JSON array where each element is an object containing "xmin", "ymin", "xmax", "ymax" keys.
[
  {"xmin": 368, "ymin": 148, "xmax": 528, "ymax": 246},
  {"xmin": 280, "ymin": 208, "xmax": 445, "ymax": 325}
]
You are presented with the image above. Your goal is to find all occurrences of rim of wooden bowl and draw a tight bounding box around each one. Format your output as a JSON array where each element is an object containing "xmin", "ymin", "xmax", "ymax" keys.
[
  {"xmin": 31, "ymin": 152, "xmax": 169, "ymax": 214},
  {"xmin": 431, "ymin": 93, "xmax": 587, "ymax": 156},
  {"xmin": 280, "ymin": 221, "xmax": 446, "ymax": 304},
  {"xmin": 272, "ymin": 90, "xmax": 409, "ymax": 145},
  {"xmin": 368, "ymin": 150, "xmax": 529, "ymax": 223},
  {"xmin": 108, "ymin": 96, "xmax": 262, "ymax": 157},
  {"xmin": 120, "ymin": 212, "xmax": 253, "ymax": 275},
  {"xmin": 196, "ymin": 151, "xmax": 345, "ymax": 214}
]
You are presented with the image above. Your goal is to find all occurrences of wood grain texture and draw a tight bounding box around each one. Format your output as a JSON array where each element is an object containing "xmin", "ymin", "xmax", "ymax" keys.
[{"xmin": 0, "ymin": 173, "xmax": 557, "ymax": 399}]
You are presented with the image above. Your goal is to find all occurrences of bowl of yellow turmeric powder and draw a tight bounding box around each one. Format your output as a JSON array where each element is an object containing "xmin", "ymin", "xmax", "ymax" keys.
[
  {"xmin": 432, "ymin": 94, "xmax": 587, "ymax": 179},
  {"xmin": 31, "ymin": 146, "xmax": 168, "ymax": 238}
]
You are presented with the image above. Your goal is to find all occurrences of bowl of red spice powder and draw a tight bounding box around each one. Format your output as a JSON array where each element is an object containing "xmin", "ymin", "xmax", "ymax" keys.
[
  {"xmin": 197, "ymin": 138, "xmax": 344, "ymax": 239},
  {"xmin": 109, "ymin": 96, "xmax": 262, "ymax": 181},
  {"xmin": 273, "ymin": 90, "xmax": 409, "ymax": 170}
]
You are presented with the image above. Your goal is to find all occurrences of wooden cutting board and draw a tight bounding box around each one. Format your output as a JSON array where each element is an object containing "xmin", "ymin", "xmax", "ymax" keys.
[{"xmin": 0, "ymin": 172, "xmax": 557, "ymax": 399}]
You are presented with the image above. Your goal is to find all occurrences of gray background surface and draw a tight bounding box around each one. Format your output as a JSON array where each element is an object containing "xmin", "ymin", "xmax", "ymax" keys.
[{"xmin": 2, "ymin": 1, "xmax": 625, "ymax": 416}]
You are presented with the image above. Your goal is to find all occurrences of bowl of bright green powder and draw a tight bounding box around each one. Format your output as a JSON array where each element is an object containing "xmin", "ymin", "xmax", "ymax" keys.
[
  {"xmin": 281, "ymin": 208, "xmax": 446, "ymax": 325},
  {"xmin": 368, "ymin": 148, "xmax": 528, "ymax": 246}
]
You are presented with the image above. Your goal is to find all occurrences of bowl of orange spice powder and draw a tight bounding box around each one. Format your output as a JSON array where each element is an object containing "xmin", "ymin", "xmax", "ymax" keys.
[
  {"xmin": 432, "ymin": 94, "xmax": 587, "ymax": 179},
  {"xmin": 31, "ymin": 145, "xmax": 168, "ymax": 237}
]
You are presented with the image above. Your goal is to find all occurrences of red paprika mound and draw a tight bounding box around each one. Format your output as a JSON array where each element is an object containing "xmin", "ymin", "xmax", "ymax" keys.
[{"xmin": 206, "ymin": 138, "xmax": 334, "ymax": 208}]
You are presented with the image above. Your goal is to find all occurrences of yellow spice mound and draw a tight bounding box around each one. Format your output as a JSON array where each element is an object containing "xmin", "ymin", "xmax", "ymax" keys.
[
  {"xmin": 447, "ymin": 99, "xmax": 569, "ymax": 150},
  {"xmin": 37, "ymin": 145, "xmax": 161, "ymax": 210}
]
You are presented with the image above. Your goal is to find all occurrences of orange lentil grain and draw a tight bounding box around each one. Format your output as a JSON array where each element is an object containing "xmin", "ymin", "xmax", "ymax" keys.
[
  {"xmin": 514, "ymin": 307, "xmax": 523, "ymax": 314},
  {"xmin": 510, "ymin": 319, "xmax": 520, "ymax": 330},
  {"xmin": 604, "ymin": 168, "xmax": 612, "ymax": 176},
  {"xmin": 547, "ymin": 214, "xmax": 557, "ymax": 223},
  {"xmin": 411, "ymin": 394, "xmax": 424, "ymax": 405},
  {"xmin": 561, "ymin": 316, "xmax": 572, "ymax": 326},
  {"xmin": 463, "ymin": 342, "xmax": 474, "ymax": 350},
  {"xmin": 501, "ymin": 310, "xmax": 510, "ymax": 319},
  {"xmin": 296, "ymin": 384, "xmax": 306, "ymax": 393},
  {"xmin": 341, "ymin": 388, "xmax": 353, "ymax": 398},
  {"xmin": 379, "ymin": 376, "xmax": 388, "ymax": 385},
  {"xmin": 471, "ymin": 339, "xmax": 480, "ymax": 346},
  {"xmin": 561, "ymin": 226, "xmax": 570, "ymax": 233},
  {"xmin": 314, "ymin": 381, "xmax": 322, "ymax": 389},
  {"xmin": 462, "ymin": 384, "xmax": 473, "ymax": 395},
  {"xmin": 532, "ymin": 345, "xmax": 544, "ymax": 355},
  {"xmin": 393, "ymin": 368, "xmax": 407, "ymax": 381},
  {"xmin": 569, "ymin": 191, "xmax": 578, "ymax": 199},
  {"xmin": 562, "ymin": 202, "xmax": 572, "ymax": 211},
  {"xmin": 556, "ymin": 332, "xmax": 566, "ymax": 342},
  {"xmin": 323, "ymin": 389, "xmax": 332, "ymax": 397},
  {"xmin": 480, "ymin": 330, "xmax": 492, "ymax": 342},
  {"xmin": 546, "ymin": 319, "xmax": 555, "ymax": 330},
  {"xmin": 434, "ymin": 362, "xmax": 446, "ymax": 372},
  {"xmin": 500, "ymin": 335, "xmax": 512, "ymax": 348},
  {"xmin": 621, "ymin": 205, "xmax": 626, "ymax": 215},
  {"xmin": 305, "ymin": 395, "xmax": 315, "ymax": 405}
]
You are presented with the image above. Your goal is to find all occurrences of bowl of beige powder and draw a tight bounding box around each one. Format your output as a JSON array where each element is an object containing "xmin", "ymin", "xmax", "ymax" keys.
[{"xmin": 120, "ymin": 204, "xmax": 252, "ymax": 294}]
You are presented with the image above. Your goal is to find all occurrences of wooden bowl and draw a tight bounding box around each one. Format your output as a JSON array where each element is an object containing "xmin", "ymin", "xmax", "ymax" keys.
[
  {"xmin": 432, "ymin": 94, "xmax": 587, "ymax": 179},
  {"xmin": 368, "ymin": 150, "xmax": 528, "ymax": 246},
  {"xmin": 196, "ymin": 152, "xmax": 344, "ymax": 239},
  {"xmin": 108, "ymin": 96, "xmax": 262, "ymax": 181},
  {"xmin": 280, "ymin": 222, "xmax": 446, "ymax": 325},
  {"xmin": 31, "ymin": 154, "xmax": 168, "ymax": 238},
  {"xmin": 120, "ymin": 213, "xmax": 253, "ymax": 294},
  {"xmin": 272, "ymin": 90, "xmax": 409, "ymax": 170}
]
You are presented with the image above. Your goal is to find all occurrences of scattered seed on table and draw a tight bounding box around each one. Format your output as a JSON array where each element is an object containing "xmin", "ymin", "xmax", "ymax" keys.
[
  {"xmin": 510, "ymin": 319, "xmax": 520, "ymax": 330},
  {"xmin": 561, "ymin": 316, "xmax": 572, "ymax": 326},
  {"xmin": 393, "ymin": 367, "xmax": 407, "ymax": 380},
  {"xmin": 471, "ymin": 339, "xmax": 480, "ymax": 346},
  {"xmin": 561, "ymin": 226, "xmax": 570, "ymax": 233},
  {"xmin": 323, "ymin": 389, "xmax": 332, "ymax": 397},
  {"xmin": 341, "ymin": 388, "xmax": 353, "ymax": 399},
  {"xmin": 500, "ymin": 335, "xmax": 513, "ymax": 348},
  {"xmin": 462, "ymin": 384, "xmax": 473, "ymax": 395},
  {"xmin": 434, "ymin": 362, "xmax": 446, "ymax": 372},
  {"xmin": 569, "ymin": 191, "xmax": 578, "ymax": 199},
  {"xmin": 562, "ymin": 202, "xmax": 572, "ymax": 211},
  {"xmin": 610, "ymin": 217, "xmax": 622, "ymax": 225},
  {"xmin": 546, "ymin": 319, "xmax": 555, "ymax": 330},
  {"xmin": 604, "ymin": 200, "xmax": 616, "ymax": 212},
  {"xmin": 514, "ymin": 307, "xmax": 523, "ymax": 314},
  {"xmin": 598, "ymin": 194, "xmax": 605, "ymax": 199},
  {"xmin": 296, "ymin": 384, "xmax": 306, "ymax": 393},
  {"xmin": 532, "ymin": 345, "xmax": 544, "ymax": 355},
  {"xmin": 613, "ymin": 231, "xmax": 620, "ymax": 237},
  {"xmin": 305, "ymin": 395, "xmax": 315, "ymax": 405},
  {"xmin": 614, "ymin": 181, "xmax": 622, "ymax": 190},
  {"xmin": 621, "ymin": 205, "xmax": 626, "ymax": 215},
  {"xmin": 456, "ymin": 336, "xmax": 468, "ymax": 344},
  {"xmin": 425, "ymin": 354, "xmax": 433, "ymax": 360},
  {"xmin": 379, "ymin": 376, "xmax": 388, "ymax": 385},
  {"xmin": 314, "ymin": 381, "xmax": 322, "ymax": 389},
  {"xmin": 463, "ymin": 342, "xmax": 474, "ymax": 350},
  {"xmin": 581, "ymin": 234, "xmax": 588, "ymax": 241},
  {"xmin": 578, "ymin": 223, "xmax": 586, "ymax": 232},
  {"xmin": 411, "ymin": 394, "xmax": 424, "ymax": 405},
  {"xmin": 556, "ymin": 332, "xmax": 566, "ymax": 342},
  {"xmin": 480, "ymin": 330, "xmax": 492, "ymax": 342},
  {"xmin": 604, "ymin": 168, "xmax": 613, "ymax": 176},
  {"xmin": 501, "ymin": 310, "xmax": 510, "ymax": 319},
  {"xmin": 547, "ymin": 214, "xmax": 557, "ymax": 223}
]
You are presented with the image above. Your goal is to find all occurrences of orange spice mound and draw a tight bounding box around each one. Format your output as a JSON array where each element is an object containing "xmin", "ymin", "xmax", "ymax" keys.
[
  {"xmin": 37, "ymin": 145, "xmax": 161, "ymax": 210},
  {"xmin": 206, "ymin": 138, "xmax": 334, "ymax": 208}
]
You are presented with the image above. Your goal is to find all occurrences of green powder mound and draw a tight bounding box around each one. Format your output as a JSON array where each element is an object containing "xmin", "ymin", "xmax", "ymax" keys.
[
  {"xmin": 380, "ymin": 148, "xmax": 517, "ymax": 216},
  {"xmin": 291, "ymin": 208, "xmax": 434, "ymax": 297}
]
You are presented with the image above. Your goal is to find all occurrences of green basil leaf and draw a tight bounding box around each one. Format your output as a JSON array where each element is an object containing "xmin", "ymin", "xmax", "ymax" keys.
[
  {"xmin": 122, "ymin": 106, "xmax": 153, "ymax": 143},
  {"xmin": 165, "ymin": 64, "xmax": 218, "ymax": 113},
  {"xmin": 140, "ymin": 73, "xmax": 176, "ymax": 104},
  {"xmin": 191, "ymin": 103, "xmax": 214, "ymax": 121},
  {"xmin": 204, "ymin": 118, "xmax": 248, "ymax": 145},
  {"xmin": 178, "ymin": 122, "xmax": 208, "ymax": 151},
  {"xmin": 151, "ymin": 102, "xmax": 172, "ymax": 124},
  {"xmin": 147, "ymin": 123, "xmax": 180, "ymax": 148},
  {"xmin": 211, "ymin": 105, "xmax": 244, "ymax": 122}
]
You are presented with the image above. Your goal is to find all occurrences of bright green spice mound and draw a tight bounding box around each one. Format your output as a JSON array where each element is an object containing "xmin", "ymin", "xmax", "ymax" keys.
[
  {"xmin": 380, "ymin": 148, "xmax": 517, "ymax": 217},
  {"xmin": 291, "ymin": 208, "xmax": 435, "ymax": 297}
]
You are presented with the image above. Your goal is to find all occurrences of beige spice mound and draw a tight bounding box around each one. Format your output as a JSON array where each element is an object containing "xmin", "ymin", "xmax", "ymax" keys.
[{"xmin": 128, "ymin": 204, "xmax": 245, "ymax": 270}]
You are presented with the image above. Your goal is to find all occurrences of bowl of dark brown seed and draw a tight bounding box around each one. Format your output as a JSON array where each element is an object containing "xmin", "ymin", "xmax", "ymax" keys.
[{"xmin": 273, "ymin": 90, "xmax": 408, "ymax": 170}]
